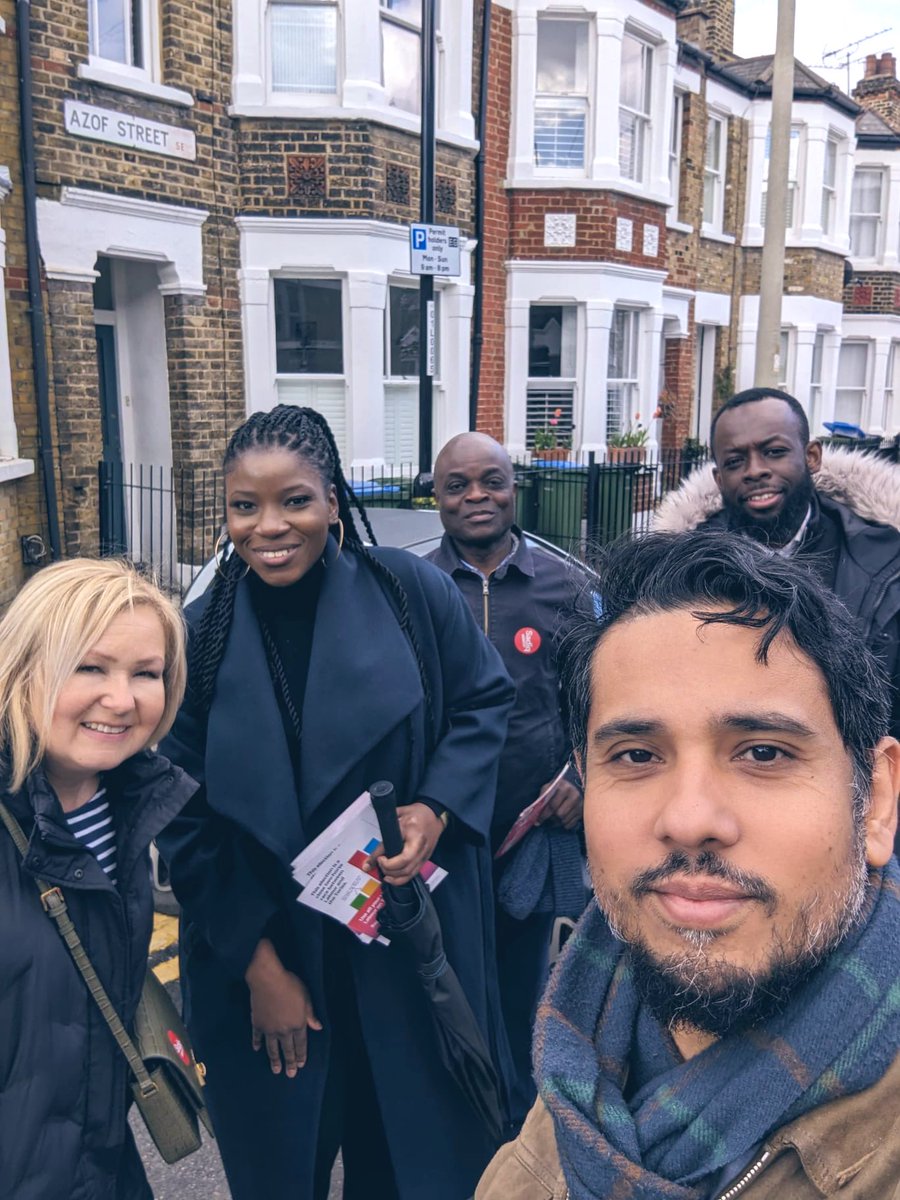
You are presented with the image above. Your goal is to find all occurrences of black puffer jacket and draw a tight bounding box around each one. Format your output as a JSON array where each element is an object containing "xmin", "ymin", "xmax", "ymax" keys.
[{"xmin": 0, "ymin": 751, "xmax": 196, "ymax": 1200}]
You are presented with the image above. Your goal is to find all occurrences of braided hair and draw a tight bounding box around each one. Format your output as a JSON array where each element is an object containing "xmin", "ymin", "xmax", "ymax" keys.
[{"xmin": 190, "ymin": 406, "xmax": 435, "ymax": 746}]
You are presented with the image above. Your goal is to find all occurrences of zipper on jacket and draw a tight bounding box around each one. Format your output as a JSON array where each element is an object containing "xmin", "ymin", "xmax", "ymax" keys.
[
  {"xmin": 714, "ymin": 1149, "xmax": 773, "ymax": 1200},
  {"xmin": 562, "ymin": 1149, "xmax": 774, "ymax": 1200},
  {"xmin": 482, "ymin": 576, "xmax": 490, "ymax": 635}
]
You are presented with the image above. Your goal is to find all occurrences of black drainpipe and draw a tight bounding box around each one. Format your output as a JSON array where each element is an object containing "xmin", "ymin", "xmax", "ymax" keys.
[
  {"xmin": 468, "ymin": 0, "xmax": 492, "ymax": 431},
  {"xmin": 17, "ymin": 0, "xmax": 62, "ymax": 560}
]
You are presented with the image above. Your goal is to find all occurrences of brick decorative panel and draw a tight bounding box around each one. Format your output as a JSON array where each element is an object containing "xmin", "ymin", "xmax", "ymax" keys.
[
  {"xmin": 386, "ymin": 164, "xmax": 411, "ymax": 207},
  {"xmin": 286, "ymin": 154, "xmax": 327, "ymax": 199},
  {"xmin": 436, "ymin": 175, "xmax": 457, "ymax": 214}
]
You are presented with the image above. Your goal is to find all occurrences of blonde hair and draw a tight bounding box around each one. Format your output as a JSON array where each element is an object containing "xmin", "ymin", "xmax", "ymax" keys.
[{"xmin": 0, "ymin": 558, "xmax": 187, "ymax": 793}]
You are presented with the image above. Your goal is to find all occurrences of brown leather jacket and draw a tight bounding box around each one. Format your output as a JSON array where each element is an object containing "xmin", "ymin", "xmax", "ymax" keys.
[{"xmin": 477, "ymin": 1053, "xmax": 900, "ymax": 1200}]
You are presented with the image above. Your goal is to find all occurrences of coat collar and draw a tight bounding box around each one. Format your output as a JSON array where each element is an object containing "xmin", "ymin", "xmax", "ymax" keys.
[
  {"xmin": 653, "ymin": 448, "xmax": 900, "ymax": 536},
  {"xmin": 770, "ymin": 1048, "xmax": 900, "ymax": 1192},
  {"xmin": 206, "ymin": 542, "xmax": 423, "ymax": 861},
  {"xmin": 511, "ymin": 1050, "xmax": 900, "ymax": 1200},
  {"xmin": 431, "ymin": 527, "xmax": 535, "ymax": 580}
]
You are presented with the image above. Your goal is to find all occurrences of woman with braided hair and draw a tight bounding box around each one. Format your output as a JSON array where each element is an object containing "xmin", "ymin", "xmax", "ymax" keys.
[{"xmin": 157, "ymin": 406, "xmax": 515, "ymax": 1200}]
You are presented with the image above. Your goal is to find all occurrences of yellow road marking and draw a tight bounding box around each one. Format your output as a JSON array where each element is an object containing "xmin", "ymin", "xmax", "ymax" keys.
[
  {"xmin": 150, "ymin": 913, "xmax": 179, "ymax": 955},
  {"xmin": 153, "ymin": 955, "xmax": 180, "ymax": 985}
]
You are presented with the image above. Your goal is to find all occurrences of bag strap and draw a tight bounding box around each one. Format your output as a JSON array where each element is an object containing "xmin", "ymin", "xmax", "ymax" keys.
[{"xmin": 0, "ymin": 798, "xmax": 158, "ymax": 1099}]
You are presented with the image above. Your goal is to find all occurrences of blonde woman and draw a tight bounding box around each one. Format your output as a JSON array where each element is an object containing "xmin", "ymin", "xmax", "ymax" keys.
[{"xmin": 0, "ymin": 559, "xmax": 196, "ymax": 1200}]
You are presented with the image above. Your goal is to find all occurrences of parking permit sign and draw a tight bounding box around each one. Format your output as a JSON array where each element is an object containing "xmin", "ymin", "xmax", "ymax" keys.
[{"xmin": 409, "ymin": 224, "xmax": 461, "ymax": 277}]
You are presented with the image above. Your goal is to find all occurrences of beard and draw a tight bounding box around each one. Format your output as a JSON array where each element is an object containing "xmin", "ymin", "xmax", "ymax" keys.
[
  {"xmin": 594, "ymin": 843, "xmax": 869, "ymax": 1039},
  {"xmin": 726, "ymin": 471, "xmax": 816, "ymax": 548}
]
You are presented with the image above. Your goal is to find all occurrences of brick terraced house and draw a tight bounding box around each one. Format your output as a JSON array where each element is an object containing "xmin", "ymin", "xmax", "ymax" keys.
[
  {"xmin": 1, "ymin": 0, "xmax": 899, "ymax": 600},
  {"xmin": 478, "ymin": 0, "xmax": 899, "ymax": 455}
]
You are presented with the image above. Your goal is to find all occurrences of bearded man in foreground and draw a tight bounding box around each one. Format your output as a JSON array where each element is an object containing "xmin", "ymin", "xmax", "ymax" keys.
[{"xmin": 477, "ymin": 531, "xmax": 900, "ymax": 1200}]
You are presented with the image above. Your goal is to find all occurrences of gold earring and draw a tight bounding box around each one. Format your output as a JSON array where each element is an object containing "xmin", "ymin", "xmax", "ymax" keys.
[
  {"xmin": 334, "ymin": 518, "xmax": 344, "ymax": 557},
  {"xmin": 214, "ymin": 531, "xmax": 249, "ymax": 580}
]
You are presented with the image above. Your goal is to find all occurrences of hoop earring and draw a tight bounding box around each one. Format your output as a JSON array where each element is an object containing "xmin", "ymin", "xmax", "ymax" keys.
[
  {"xmin": 333, "ymin": 518, "xmax": 344, "ymax": 558},
  {"xmin": 214, "ymin": 531, "xmax": 250, "ymax": 580}
]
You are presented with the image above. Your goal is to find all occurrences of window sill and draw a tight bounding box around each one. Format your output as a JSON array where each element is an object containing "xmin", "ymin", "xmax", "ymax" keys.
[
  {"xmin": 0, "ymin": 457, "xmax": 35, "ymax": 484},
  {"xmin": 229, "ymin": 103, "xmax": 478, "ymax": 151},
  {"xmin": 667, "ymin": 220, "xmax": 693, "ymax": 234},
  {"xmin": 77, "ymin": 61, "xmax": 194, "ymax": 108},
  {"xmin": 700, "ymin": 228, "xmax": 736, "ymax": 245}
]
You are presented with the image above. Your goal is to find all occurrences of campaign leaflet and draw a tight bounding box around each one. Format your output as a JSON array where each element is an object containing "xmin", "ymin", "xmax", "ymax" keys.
[
  {"xmin": 290, "ymin": 791, "xmax": 447, "ymax": 945},
  {"xmin": 494, "ymin": 762, "xmax": 572, "ymax": 859}
]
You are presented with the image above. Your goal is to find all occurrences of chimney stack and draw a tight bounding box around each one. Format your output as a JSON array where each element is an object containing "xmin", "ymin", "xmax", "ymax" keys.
[
  {"xmin": 677, "ymin": 1, "xmax": 735, "ymax": 62},
  {"xmin": 854, "ymin": 50, "xmax": 900, "ymax": 134}
]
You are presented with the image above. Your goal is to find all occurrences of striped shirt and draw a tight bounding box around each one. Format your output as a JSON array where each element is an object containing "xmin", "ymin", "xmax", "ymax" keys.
[{"xmin": 65, "ymin": 788, "xmax": 117, "ymax": 885}]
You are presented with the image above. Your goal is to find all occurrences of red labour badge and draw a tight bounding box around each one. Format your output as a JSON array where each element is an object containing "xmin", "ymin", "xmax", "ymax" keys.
[{"xmin": 514, "ymin": 626, "xmax": 542, "ymax": 655}]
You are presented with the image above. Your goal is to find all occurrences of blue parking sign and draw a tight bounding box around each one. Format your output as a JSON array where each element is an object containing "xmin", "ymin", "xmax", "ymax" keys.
[{"xmin": 411, "ymin": 227, "xmax": 427, "ymax": 250}]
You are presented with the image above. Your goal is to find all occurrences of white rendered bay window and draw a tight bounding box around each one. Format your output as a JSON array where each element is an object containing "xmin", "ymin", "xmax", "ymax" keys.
[
  {"xmin": 274, "ymin": 278, "xmax": 348, "ymax": 457},
  {"xmin": 270, "ymin": 0, "xmax": 338, "ymax": 94},
  {"xmin": 619, "ymin": 33, "xmax": 652, "ymax": 182},
  {"xmin": 534, "ymin": 18, "xmax": 590, "ymax": 171}
]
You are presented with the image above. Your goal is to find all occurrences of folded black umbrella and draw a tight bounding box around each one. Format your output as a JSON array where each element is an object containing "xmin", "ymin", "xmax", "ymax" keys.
[{"xmin": 369, "ymin": 780, "xmax": 507, "ymax": 1146}]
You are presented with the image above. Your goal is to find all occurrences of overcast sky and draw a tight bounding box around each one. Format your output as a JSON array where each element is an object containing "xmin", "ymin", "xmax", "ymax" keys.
[{"xmin": 733, "ymin": 0, "xmax": 897, "ymax": 95}]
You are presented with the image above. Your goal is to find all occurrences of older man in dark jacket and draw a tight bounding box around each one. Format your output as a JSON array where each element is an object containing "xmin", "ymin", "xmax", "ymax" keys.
[{"xmin": 428, "ymin": 432, "xmax": 587, "ymax": 1128}]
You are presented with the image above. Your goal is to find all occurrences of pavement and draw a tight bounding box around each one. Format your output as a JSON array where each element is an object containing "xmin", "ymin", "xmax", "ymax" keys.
[{"xmin": 138, "ymin": 911, "xmax": 344, "ymax": 1198}]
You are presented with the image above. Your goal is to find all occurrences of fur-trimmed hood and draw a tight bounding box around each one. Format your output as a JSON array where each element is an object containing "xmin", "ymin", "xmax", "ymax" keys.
[{"xmin": 653, "ymin": 447, "xmax": 900, "ymax": 534}]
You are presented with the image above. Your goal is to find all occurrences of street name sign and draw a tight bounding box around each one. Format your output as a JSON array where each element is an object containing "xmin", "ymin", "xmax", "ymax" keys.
[
  {"xmin": 409, "ymin": 224, "xmax": 461, "ymax": 277},
  {"xmin": 64, "ymin": 100, "xmax": 197, "ymax": 161}
]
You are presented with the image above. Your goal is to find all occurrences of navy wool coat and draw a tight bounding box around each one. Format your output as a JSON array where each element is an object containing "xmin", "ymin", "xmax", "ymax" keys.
[
  {"xmin": 158, "ymin": 542, "xmax": 516, "ymax": 1200},
  {"xmin": 0, "ymin": 753, "xmax": 196, "ymax": 1200}
]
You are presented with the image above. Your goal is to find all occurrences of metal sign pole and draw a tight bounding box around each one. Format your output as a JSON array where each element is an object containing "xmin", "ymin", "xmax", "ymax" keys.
[{"xmin": 416, "ymin": 0, "xmax": 436, "ymax": 488}]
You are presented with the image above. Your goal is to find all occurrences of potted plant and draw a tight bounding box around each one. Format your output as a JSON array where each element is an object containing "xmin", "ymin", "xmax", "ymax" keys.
[
  {"xmin": 606, "ymin": 412, "xmax": 655, "ymax": 463},
  {"xmin": 532, "ymin": 408, "xmax": 572, "ymax": 461}
]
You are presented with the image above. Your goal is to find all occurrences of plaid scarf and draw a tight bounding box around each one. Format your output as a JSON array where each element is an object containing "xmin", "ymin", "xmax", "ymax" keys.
[{"xmin": 534, "ymin": 861, "xmax": 900, "ymax": 1200}]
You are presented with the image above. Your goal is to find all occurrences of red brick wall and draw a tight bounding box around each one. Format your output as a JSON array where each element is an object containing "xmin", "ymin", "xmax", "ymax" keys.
[
  {"xmin": 508, "ymin": 191, "xmax": 667, "ymax": 266},
  {"xmin": 475, "ymin": 2, "xmax": 512, "ymax": 440},
  {"xmin": 661, "ymin": 322, "xmax": 696, "ymax": 450}
]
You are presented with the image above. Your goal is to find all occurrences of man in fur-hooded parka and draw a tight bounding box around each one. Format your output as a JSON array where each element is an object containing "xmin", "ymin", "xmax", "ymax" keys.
[{"xmin": 654, "ymin": 390, "xmax": 900, "ymax": 752}]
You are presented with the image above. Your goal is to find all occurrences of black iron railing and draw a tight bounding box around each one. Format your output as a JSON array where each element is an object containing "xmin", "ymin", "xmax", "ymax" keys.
[{"xmin": 97, "ymin": 448, "xmax": 708, "ymax": 595}]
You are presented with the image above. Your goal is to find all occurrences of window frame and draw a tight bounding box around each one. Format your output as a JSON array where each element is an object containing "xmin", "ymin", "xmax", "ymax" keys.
[
  {"xmin": 380, "ymin": 0, "xmax": 423, "ymax": 115},
  {"xmin": 834, "ymin": 339, "xmax": 871, "ymax": 426},
  {"xmin": 821, "ymin": 135, "xmax": 839, "ymax": 237},
  {"xmin": 526, "ymin": 303, "xmax": 577, "ymax": 450},
  {"xmin": 760, "ymin": 125, "xmax": 801, "ymax": 231},
  {"xmin": 268, "ymin": 0, "xmax": 340, "ymax": 98},
  {"xmin": 87, "ymin": 0, "xmax": 158, "ymax": 80},
  {"xmin": 618, "ymin": 31, "xmax": 653, "ymax": 184},
  {"xmin": 702, "ymin": 112, "xmax": 727, "ymax": 232},
  {"xmin": 273, "ymin": 276, "xmax": 346, "ymax": 378},
  {"xmin": 533, "ymin": 15, "xmax": 592, "ymax": 174},
  {"xmin": 849, "ymin": 167, "xmax": 886, "ymax": 260},
  {"xmin": 606, "ymin": 307, "xmax": 641, "ymax": 438},
  {"xmin": 668, "ymin": 90, "xmax": 684, "ymax": 219}
]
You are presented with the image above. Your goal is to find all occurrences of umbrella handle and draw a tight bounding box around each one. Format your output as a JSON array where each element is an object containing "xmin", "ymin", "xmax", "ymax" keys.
[{"xmin": 369, "ymin": 780, "xmax": 405, "ymax": 858}]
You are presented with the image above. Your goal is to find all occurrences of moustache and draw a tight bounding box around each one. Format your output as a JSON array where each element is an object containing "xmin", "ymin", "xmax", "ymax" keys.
[{"xmin": 631, "ymin": 850, "xmax": 777, "ymax": 911}]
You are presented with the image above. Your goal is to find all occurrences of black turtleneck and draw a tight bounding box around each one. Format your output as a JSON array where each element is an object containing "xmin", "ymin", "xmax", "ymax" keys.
[{"xmin": 249, "ymin": 560, "xmax": 325, "ymax": 751}]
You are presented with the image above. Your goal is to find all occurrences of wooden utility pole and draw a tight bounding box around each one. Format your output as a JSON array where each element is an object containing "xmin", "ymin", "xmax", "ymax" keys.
[{"xmin": 754, "ymin": 0, "xmax": 796, "ymax": 387}]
